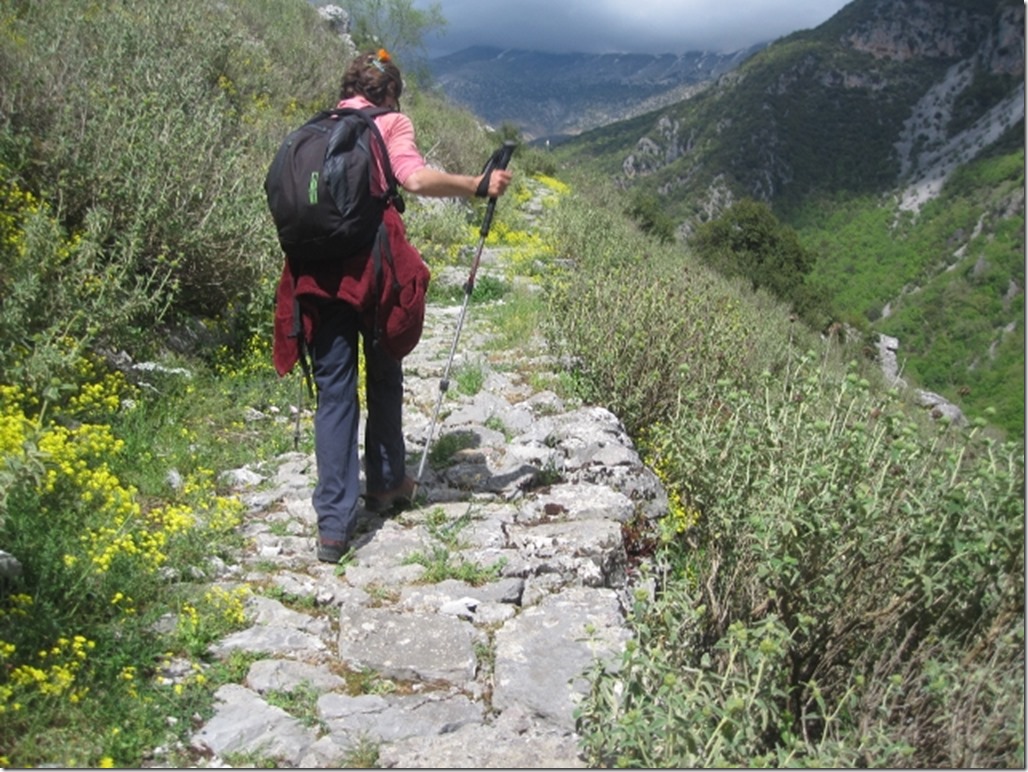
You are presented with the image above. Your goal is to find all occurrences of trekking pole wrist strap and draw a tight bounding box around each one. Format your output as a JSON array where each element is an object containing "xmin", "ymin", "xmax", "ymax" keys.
[
  {"xmin": 475, "ymin": 141, "xmax": 516, "ymax": 199},
  {"xmin": 474, "ymin": 170, "xmax": 492, "ymax": 198}
]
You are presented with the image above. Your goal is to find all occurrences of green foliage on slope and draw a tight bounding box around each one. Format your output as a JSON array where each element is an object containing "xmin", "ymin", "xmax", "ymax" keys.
[
  {"xmin": 553, "ymin": 0, "xmax": 1024, "ymax": 439},
  {"xmin": 689, "ymin": 199, "xmax": 831, "ymax": 329},
  {"xmin": 796, "ymin": 137, "xmax": 1025, "ymax": 438},
  {"xmin": 548, "ymin": 169, "xmax": 1024, "ymax": 770}
]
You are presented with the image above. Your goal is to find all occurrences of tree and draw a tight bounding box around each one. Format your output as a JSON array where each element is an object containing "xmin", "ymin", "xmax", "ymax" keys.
[
  {"xmin": 689, "ymin": 198, "xmax": 830, "ymax": 326},
  {"xmin": 342, "ymin": 0, "xmax": 445, "ymax": 81}
]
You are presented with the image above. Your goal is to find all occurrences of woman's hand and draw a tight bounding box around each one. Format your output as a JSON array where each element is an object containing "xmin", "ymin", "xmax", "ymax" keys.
[{"xmin": 476, "ymin": 169, "xmax": 512, "ymax": 198}]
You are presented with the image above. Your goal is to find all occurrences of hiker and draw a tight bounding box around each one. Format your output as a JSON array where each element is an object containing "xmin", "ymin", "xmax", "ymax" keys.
[{"xmin": 271, "ymin": 49, "xmax": 513, "ymax": 564}]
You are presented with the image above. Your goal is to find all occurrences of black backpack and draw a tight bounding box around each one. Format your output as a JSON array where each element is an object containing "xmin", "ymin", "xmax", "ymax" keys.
[{"xmin": 264, "ymin": 106, "xmax": 405, "ymax": 262}]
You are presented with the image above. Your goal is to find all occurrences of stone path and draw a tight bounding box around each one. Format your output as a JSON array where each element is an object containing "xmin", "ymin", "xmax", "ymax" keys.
[{"xmin": 185, "ymin": 193, "xmax": 668, "ymax": 768}]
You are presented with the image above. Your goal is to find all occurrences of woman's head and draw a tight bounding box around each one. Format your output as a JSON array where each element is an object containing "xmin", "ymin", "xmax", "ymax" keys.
[{"xmin": 340, "ymin": 49, "xmax": 403, "ymax": 107}]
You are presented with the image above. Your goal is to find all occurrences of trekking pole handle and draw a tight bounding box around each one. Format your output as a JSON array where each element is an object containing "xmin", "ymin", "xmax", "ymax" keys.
[{"xmin": 480, "ymin": 140, "xmax": 517, "ymax": 237}]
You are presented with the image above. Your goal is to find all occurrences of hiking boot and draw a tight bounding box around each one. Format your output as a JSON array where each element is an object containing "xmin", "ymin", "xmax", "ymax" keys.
[
  {"xmin": 316, "ymin": 537, "xmax": 349, "ymax": 564},
  {"xmin": 363, "ymin": 476, "xmax": 416, "ymax": 513}
]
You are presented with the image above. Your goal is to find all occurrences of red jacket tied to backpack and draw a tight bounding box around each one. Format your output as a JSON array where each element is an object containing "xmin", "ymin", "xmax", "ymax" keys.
[{"xmin": 272, "ymin": 204, "xmax": 429, "ymax": 374}]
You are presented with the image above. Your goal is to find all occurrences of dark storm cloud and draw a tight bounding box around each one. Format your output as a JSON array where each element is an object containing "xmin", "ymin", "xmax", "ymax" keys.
[{"xmin": 415, "ymin": 0, "xmax": 852, "ymax": 55}]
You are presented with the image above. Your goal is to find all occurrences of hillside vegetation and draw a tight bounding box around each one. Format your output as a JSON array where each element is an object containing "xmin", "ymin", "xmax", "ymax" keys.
[
  {"xmin": 547, "ymin": 168, "xmax": 1023, "ymax": 767},
  {"xmin": 554, "ymin": 0, "xmax": 1024, "ymax": 440},
  {"xmin": 799, "ymin": 139, "xmax": 1024, "ymax": 436},
  {"xmin": 0, "ymin": 0, "xmax": 1023, "ymax": 767},
  {"xmin": 0, "ymin": 0, "xmax": 503, "ymax": 765}
]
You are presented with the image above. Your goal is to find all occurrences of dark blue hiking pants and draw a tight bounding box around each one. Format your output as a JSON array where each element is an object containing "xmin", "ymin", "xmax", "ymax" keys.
[{"xmin": 309, "ymin": 299, "xmax": 406, "ymax": 542}]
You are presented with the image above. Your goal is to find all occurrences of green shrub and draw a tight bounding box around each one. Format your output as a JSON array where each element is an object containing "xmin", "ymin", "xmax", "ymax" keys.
[
  {"xmin": 543, "ymin": 177, "xmax": 804, "ymax": 434},
  {"xmin": 576, "ymin": 351, "xmax": 1025, "ymax": 768},
  {"xmin": 427, "ymin": 430, "xmax": 478, "ymax": 467},
  {"xmin": 453, "ymin": 359, "xmax": 486, "ymax": 396},
  {"xmin": 0, "ymin": 175, "xmax": 172, "ymax": 400},
  {"xmin": 0, "ymin": 0, "xmax": 348, "ymax": 325},
  {"xmin": 690, "ymin": 198, "xmax": 831, "ymax": 329}
]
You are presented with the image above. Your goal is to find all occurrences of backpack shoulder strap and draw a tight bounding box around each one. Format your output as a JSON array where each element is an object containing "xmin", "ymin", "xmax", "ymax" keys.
[{"xmin": 330, "ymin": 107, "xmax": 402, "ymax": 205}]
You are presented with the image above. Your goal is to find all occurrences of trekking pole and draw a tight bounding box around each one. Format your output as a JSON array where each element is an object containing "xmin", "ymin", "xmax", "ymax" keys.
[{"xmin": 414, "ymin": 140, "xmax": 517, "ymax": 499}]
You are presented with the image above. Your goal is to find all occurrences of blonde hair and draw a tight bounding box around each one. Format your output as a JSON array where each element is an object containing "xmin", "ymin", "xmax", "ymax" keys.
[{"xmin": 340, "ymin": 49, "xmax": 403, "ymax": 106}]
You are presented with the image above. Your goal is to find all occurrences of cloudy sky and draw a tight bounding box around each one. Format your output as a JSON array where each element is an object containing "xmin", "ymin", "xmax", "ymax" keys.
[{"xmin": 414, "ymin": 0, "xmax": 853, "ymax": 56}]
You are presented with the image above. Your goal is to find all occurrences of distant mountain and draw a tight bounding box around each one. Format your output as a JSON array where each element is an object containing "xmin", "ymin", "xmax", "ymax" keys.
[
  {"xmin": 426, "ymin": 45, "xmax": 764, "ymax": 140},
  {"xmin": 560, "ymin": 0, "xmax": 1023, "ymax": 223}
]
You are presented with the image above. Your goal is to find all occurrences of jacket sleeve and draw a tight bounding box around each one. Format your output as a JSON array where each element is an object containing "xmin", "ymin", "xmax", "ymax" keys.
[{"xmin": 272, "ymin": 260, "xmax": 301, "ymax": 377}]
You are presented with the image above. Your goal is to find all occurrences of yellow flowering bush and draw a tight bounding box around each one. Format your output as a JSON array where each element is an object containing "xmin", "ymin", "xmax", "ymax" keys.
[
  {"xmin": 175, "ymin": 585, "xmax": 251, "ymax": 655},
  {"xmin": 639, "ymin": 423, "xmax": 702, "ymax": 540},
  {"xmin": 1, "ymin": 396, "xmax": 249, "ymax": 762},
  {"xmin": 534, "ymin": 173, "xmax": 571, "ymax": 198},
  {"xmin": 487, "ymin": 220, "xmax": 558, "ymax": 280},
  {"xmin": 0, "ymin": 385, "xmax": 44, "ymax": 526},
  {"xmin": 3, "ymin": 382, "xmax": 245, "ymax": 570},
  {"xmin": 30, "ymin": 419, "xmax": 168, "ymax": 578},
  {"xmin": 65, "ymin": 354, "xmax": 137, "ymax": 421},
  {"xmin": 0, "ymin": 172, "xmax": 41, "ymax": 259},
  {"xmin": 214, "ymin": 329, "xmax": 274, "ymax": 379},
  {"xmin": 0, "ymin": 386, "xmax": 31, "ymax": 455},
  {"xmin": 0, "ymin": 633, "xmax": 95, "ymax": 712}
]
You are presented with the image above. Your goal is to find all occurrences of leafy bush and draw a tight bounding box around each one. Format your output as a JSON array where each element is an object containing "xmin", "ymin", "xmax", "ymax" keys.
[
  {"xmin": 0, "ymin": 174, "xmax": 173, "ymax": 400},
  {"xmin": 544, "ymin": 175, "xmax": 805, "ymax": 434},
  {"xmin": 626, "ymin": 190, "xmax": 676, "ymax": 244},
  {"xmin": 576, "ymin": 351, "xmax": 1025, "ymax": 768},
  {"xmin": 690, "ymin": 198, "xmax": 831, "ymax": 329},
  {"xmin": 0, "ymin": 0, "xmax": 348, "ymax": 329}
]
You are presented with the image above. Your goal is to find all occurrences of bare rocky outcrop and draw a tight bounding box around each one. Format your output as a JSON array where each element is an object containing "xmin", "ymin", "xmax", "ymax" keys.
[
  {"xmin": 876, "ymin": 334, "xmax": 966, "ymax": 426},
  {"xmin": 843, "ymin": 0, "xmax": 992, "ymax": 61},
  {"xmin": 316, "ymin": 4, "xmax": 352, "ymax": 40}
]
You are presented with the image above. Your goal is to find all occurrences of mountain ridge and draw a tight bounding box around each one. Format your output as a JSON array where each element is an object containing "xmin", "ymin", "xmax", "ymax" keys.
[
  {"xmin": 559, "ymin": 0, "xmax": 1023, "ymax": 224},
  {"xmin": 547, "ymin": 0, "xmax": 1023, "ymax": 437},
  {"xmin": 427, "ymin": 44, "xmax": 763, "ymax": 140}
]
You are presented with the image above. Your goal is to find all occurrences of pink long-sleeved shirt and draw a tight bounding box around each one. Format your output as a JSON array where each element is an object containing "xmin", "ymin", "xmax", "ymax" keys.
[{"xmin": 336, "ymin": 96, "xmax": 426, "ymax": 191}]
